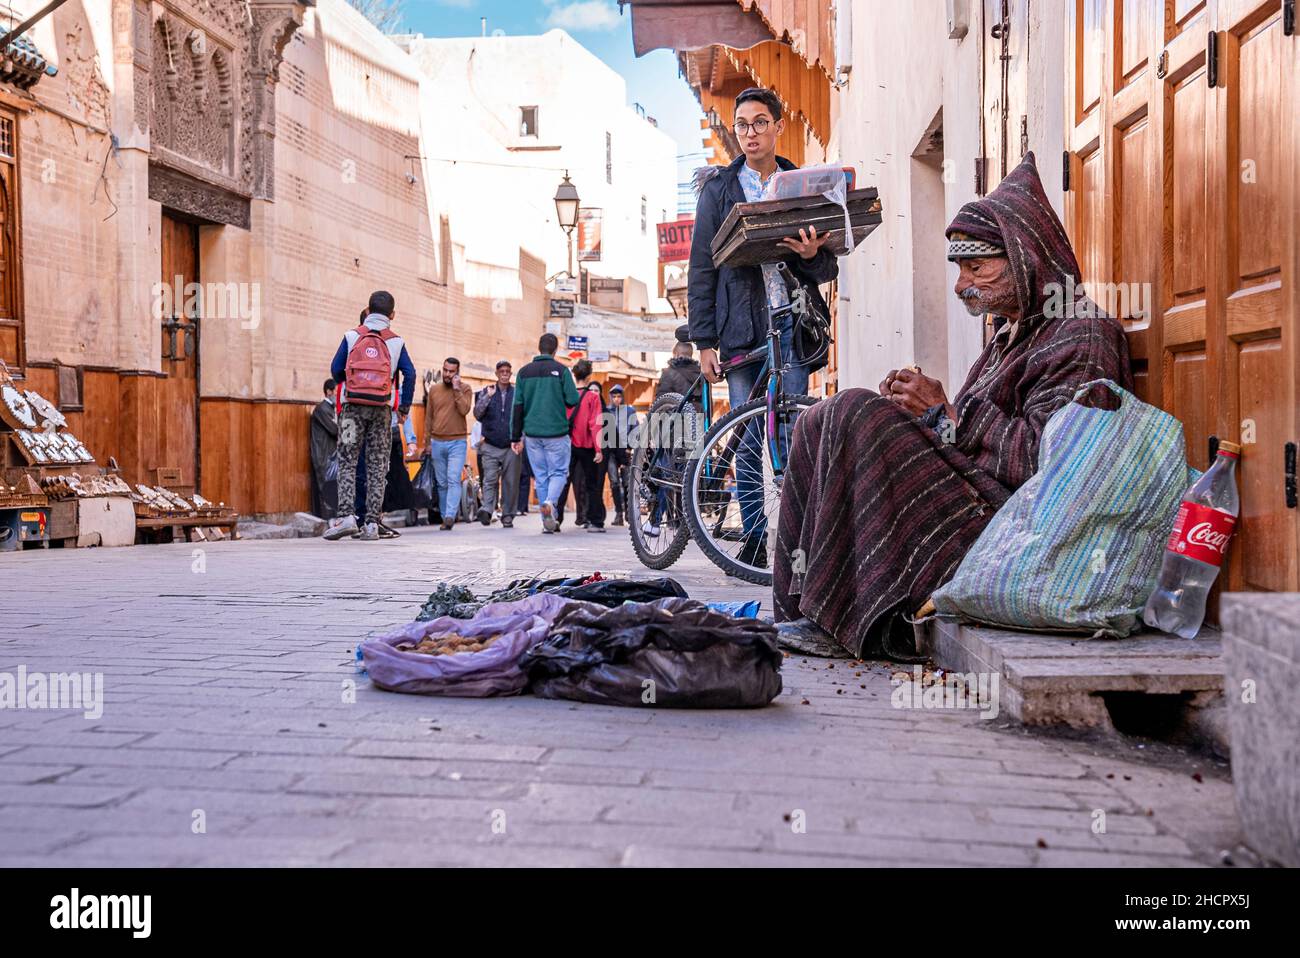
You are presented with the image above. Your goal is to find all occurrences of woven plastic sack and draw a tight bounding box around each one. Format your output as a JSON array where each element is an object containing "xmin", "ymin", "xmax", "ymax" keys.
[
  {"xmin": 932, "ymin": 380, "xmax": 1195, "ymax": 637},
  {"xmin": 360, "ymin": 592, "xmax": 575, "ymax": 696}
]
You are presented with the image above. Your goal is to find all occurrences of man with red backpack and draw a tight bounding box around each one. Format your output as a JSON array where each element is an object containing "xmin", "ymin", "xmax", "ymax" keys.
[{"xmin": 325, "ymin": 291, "xmax": 416, "ymax": 541}]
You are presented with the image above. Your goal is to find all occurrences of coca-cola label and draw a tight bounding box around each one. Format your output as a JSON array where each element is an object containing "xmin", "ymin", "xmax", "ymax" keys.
[{"xmin": 1166, "ymin": 502, "xmax": 1237, "ymax": 566}]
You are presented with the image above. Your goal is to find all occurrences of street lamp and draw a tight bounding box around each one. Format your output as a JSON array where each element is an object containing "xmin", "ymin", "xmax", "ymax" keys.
[{"xmin": 554, "ymin": 171, "xmax": 580, "ymax": 280}]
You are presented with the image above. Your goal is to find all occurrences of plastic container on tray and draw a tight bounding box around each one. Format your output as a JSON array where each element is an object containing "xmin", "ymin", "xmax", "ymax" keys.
[{"xmin": 761, "ymin": 165, "xmax": 856, "ymax": 201}]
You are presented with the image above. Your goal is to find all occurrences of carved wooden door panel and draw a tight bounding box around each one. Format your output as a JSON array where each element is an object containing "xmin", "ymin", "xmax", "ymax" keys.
[
  {"xmin": 0, "ymin": 114, "xmax": 21, "ymax": 372},
  {"xmin": 160, "ymin": 212, "xmax": 201, "ymax": 490}
]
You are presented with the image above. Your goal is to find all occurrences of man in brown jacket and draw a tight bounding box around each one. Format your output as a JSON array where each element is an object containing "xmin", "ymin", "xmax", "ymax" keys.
[{"xmin": 421, "ymin": 357, "xmax": 474, "ymax": 530}]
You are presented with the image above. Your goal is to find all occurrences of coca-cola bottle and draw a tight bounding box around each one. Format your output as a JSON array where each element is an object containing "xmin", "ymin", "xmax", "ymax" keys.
[{"xmin": 1142, "ymin": 440, "xmax": 1241, "ymax": 638}]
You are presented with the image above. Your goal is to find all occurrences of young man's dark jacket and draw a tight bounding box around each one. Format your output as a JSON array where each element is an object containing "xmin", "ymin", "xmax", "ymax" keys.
[
  {"xmin": 655, "ymin": 357, "xmax": 704, "ymax": 411},
  {"xmin": 687, "ymin": 154, "xmax": 838, "ymax": 360},
  {"xmin": 511, "ymin": 354, "xmax": 580, "ymax": 441}
]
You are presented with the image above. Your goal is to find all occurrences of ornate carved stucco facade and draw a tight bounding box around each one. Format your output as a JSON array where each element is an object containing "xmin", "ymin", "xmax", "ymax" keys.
[{"xmin": 144, "ymin": 0, "xmax": 304, "ymax": 226}]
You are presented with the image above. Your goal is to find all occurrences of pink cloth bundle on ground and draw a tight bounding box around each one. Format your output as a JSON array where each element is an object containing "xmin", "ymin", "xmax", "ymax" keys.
[{"xmin": 360, "ymin": 592, "xmax": 574, "ymax": 696}]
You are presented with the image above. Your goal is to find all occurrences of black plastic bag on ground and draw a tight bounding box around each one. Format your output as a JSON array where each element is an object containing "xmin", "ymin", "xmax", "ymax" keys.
[
  {"xmin": 474, "ymin": 575, "xmax": 689, "ymax": 610},
  {"xmin": 546, "ymin": 577, "xmax": 688, "ymax": 606},
  {"xmin": 411, "ymin": 455, "xmax": 435, "ymax": 511},
  {"xmin": 521, "ymin": 597, "xmax": 782, "ymax": 708}
]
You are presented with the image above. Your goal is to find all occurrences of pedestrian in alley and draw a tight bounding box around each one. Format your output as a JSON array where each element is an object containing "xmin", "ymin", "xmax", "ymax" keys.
[
  {"xmin": 655, "ymin": 339, "xmax": 705, "ymax": 410},
  {"xmin": 309, "ymin": 378, "xmax": 339, "ymax": 520},
  {"xmin": 378, "ymin": 408, "xmax": 417, "ymax": 536},
  {"xmin": 421, "ymin": 357, "xmax": 474, "ymax": 531},
  {"xmin": 511, "ymin": 333, "xmax": 579, "ymax": 534},
  {"xmin": 517, "ymin": 451, "xmax": 534, "ymax": 515},
  {"xmin": 473, "ymin": 360, "xmax": 521, "ymax": 528},
  {"xmin": 566, "ymin": 359, "xmax": 607, "ymax": 533},
  {"xmin": 325, "ymin": 291, "xmax": 416, "ymax": 541},
  {"xmin": 604, "ymin": 384, "xmax": 639, "ymax": 527},
  {"xmin": 688, "ymin": 85, "xmax": 838, "ymax": 569}
]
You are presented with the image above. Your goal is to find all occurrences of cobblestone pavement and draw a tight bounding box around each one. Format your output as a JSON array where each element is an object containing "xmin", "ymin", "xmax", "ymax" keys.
[{"xmin": 0, "ymin": 514, "xmax": 1242, "ymax": 866}]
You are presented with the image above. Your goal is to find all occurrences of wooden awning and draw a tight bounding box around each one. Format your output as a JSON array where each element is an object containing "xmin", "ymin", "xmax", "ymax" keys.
[
  {"xmin": 735, "ymin": 1, "xmax": 835, "ymax": 81},
  {"xmin": 626, "ymin": 0, "xmax": 772, "ymax": 56}
]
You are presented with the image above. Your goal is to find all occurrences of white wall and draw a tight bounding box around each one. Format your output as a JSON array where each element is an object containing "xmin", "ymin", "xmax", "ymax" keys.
[
  {"xmin": 400, "ymin": 30, "xmax": 678, "ymax": 313},
  {"xmin": 833, "ymin": 0, "xmax": 1065, "ymax": 394}
]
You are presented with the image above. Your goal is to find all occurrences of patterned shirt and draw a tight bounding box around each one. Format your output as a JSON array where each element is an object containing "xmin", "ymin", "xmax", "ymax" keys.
[{"xmin": 737, "ymin": 163, "xmax": 791, "ymax": 311}]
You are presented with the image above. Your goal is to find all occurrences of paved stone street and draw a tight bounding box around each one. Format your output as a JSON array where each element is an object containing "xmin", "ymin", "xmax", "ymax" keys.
[{"xmin": 0, "ymin": 515, "xmax": 1242, "ymax": 867}]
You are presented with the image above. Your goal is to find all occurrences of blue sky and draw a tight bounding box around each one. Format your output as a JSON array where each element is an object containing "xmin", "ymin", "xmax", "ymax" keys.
[{"xmin": 396, "ymin": 0, "xmax": 708, "ymax": 201}]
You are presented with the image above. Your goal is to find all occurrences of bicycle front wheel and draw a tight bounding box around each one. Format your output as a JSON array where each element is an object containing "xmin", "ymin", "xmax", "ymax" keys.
[{"xmin": 683, "ymin": 394, "xmax": 817, "ymax": 585}]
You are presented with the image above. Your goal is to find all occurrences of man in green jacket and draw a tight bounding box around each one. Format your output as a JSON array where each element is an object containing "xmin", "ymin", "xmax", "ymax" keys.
[{"xmin": 511, "ymin": 333, "xmax": 580, "ymax": 533}]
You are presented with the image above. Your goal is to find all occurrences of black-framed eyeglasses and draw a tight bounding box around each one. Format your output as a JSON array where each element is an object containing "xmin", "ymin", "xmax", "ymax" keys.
[{"xmin": 733, "ymin": 118, "xmax": 772, "ymax": 136}]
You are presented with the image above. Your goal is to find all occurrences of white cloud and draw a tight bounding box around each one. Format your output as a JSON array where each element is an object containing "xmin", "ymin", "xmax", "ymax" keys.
[{"xmin": 544, "ymin": 1, "xmax": 622, "ymax": 32}]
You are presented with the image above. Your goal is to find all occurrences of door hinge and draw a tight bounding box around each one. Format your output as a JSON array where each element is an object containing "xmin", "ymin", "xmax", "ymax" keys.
[
  {"xmin": 1207, "ymin": 30, "xmax": 1219, "ymax": 87},
  {"xmin": 975, "ymin": 156, "xmax": 988, "ymax": 196},
  {"xmin": 1286, "ymin": 442, "xmax": 1297, "ymax": 508},
  {"xmin": 1156, "ymin": 50, "xmax": 1168, "ymax": 78},
  {"xmin": 1285, "ymin": 0, "xmax": 1296, "ymax": 37},
  {"xmin": 1062, "ymin": 151, "xmax": 1071, "ymax": 191}
]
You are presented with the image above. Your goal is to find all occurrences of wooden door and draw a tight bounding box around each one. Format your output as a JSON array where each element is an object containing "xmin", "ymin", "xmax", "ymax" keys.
[
  {"xmin": 0, "ymin": 118, "xmax": 22, "ymax": 372},
  {"xmin": 1213, "ymin": 0, "xmax": 1298, "ymax": 592},
  {"xmin": 159, "ymin": 212, "xmax": 201, "ymax": 490},
  {"xmin": 1065, "ymin": 0, "xmax": 1298, "ymax": 595}
]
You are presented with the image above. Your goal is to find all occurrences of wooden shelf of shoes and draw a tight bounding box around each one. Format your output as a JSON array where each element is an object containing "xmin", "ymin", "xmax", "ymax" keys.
[
  {"xmin": 131, "ymin": 468, "xmax": 239, "ymax": 542},
  {"xmin": 1, "ymin": 373, "xmax": 96, "ymax": 472},
  {"xmin": 0, "ymin": 471, "xmax": 46, "ymax": 510}
]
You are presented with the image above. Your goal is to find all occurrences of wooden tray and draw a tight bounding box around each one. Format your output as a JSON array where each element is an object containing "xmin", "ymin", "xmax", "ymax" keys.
[{"xmin": 711, "ymin": 188, "xmax": 882, "ymax": 269}]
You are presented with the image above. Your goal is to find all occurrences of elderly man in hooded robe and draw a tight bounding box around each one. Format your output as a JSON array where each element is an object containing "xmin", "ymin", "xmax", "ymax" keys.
[{"xmin": 774, "ymin": 154, "xmax": 1133, "ymax": 659}]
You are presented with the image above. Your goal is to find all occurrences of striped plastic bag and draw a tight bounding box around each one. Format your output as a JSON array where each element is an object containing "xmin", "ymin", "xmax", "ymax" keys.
[{"xmin": 932, "ymin": 380, "xmax": 1195, "ymax": 637}]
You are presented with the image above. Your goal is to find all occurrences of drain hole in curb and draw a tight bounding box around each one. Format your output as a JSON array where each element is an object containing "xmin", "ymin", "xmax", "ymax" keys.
[{"xmin": 1098, "ymin": 691, "xmax": 1192, "ymax": 738}]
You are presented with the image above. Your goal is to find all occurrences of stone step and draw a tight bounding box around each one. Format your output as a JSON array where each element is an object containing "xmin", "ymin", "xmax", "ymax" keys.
[{"xmin": 919, "ymin": 619, "xmax": 1225, "ymax": 744}]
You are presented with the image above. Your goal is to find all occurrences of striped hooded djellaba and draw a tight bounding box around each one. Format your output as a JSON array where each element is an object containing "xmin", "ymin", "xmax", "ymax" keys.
[{"xmin": 773, "ymin": 153, "xmax": 1133, "ymax": 657}]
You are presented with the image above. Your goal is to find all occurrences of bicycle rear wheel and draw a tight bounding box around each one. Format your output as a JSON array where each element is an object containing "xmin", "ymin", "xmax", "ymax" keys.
[
  {"xmin": 683, "ymin": 394, "xmax": 817, "ymax": 585},
  {"xmin": 627, "ymin": 392, "xmax": 699, "ymax": 570}
]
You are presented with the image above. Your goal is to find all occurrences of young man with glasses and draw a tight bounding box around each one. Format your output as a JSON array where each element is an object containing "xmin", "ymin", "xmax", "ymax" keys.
[{"xmin": 687, "ymin": 87, "xmax": 839, "ymax": 569}]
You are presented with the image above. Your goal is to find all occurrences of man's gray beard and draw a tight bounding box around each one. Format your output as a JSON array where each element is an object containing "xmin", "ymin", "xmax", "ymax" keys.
[
  {"xmin": 959, "ymin": 287, "xmax": 1018, "ymax": 318},
  {"xmin": 960, "ymin": 293, "xmax": 986, "ymax": 317}
]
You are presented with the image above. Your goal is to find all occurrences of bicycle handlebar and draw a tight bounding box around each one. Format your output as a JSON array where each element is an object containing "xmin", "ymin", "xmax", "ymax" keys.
[{"xmin": 773, "ymin": 262, "xmax": 801, "ymax": 297}]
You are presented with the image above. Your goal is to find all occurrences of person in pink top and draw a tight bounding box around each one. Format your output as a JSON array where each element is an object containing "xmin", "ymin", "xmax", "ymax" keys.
[{"xmin": 566, "ymin": 359, "xmax": 607, "ymax": 533}]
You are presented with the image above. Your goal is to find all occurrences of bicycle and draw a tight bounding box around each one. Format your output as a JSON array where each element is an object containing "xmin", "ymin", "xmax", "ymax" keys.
[{"xmin": 627, "ymin": 263, "xmax": 828, "ymax": 584}]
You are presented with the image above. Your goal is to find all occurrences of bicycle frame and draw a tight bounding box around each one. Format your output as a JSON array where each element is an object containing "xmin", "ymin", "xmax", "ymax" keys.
[{"xmin": 645, "ymin": 265, "xmax": 807, "ymax": 532}]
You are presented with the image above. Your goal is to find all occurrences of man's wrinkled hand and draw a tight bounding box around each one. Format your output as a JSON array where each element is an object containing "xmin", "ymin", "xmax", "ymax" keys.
[
  {"xmin": 779, "ymin": 226, "xmax": 830, "ymax": 260},
  {"xmin": 699, "ymin": 348, "xmax": 723, "ymax": 384},
  {"xmin": 511, "ymin": 441, "xmax": 523, "ymax": 455},
  {"xmin": 886, "ymin": 367, "xmax": 950, "ymax": 417}
]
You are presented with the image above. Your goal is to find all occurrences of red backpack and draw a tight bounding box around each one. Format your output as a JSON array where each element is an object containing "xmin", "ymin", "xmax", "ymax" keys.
[{"xmin": 343, "ymin": 325, "xmax": 395, "ymax": 407}]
